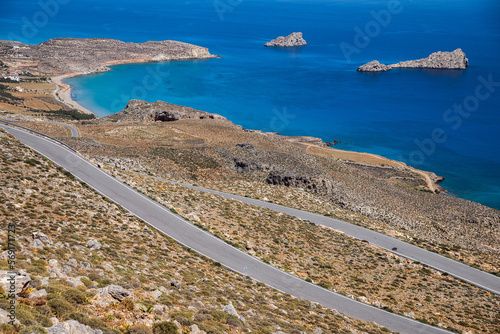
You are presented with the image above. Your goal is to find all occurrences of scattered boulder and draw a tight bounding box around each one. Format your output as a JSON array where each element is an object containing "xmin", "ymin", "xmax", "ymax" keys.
[
  {"xmin": 65, "ymin": 276, "xmax": 86, "ymax": 288},
  {"xmin": 265, "ymin": 32, "xmax": 307, "ymax": 47},
  {"xmin": 86, "ymin": 238, "xmax": 101, "ymax": 250},
  {"xmin": 356, "ymin": 296, "xmax": 368, "ymax": 303},
  {"xmin": 30, "ymin": 239, "xmax": 45, "ymax": 249},
  {"xmin": 47, "ymin": 320, "xmax": 103, "ymax": 334},
  {"xmin": 32, "ymin": 231, "xmax": 53, "ymax": 245},
  {"xmin": 357, "ymin": 60, "xmax": 392, "ymax": 72},
  {"xmin": 170, "ymin": 280, "xmax": 181, "ymax": 289},
  {"xmin": 0, "ymin": 307, "xmax": 20, "ymax": 325},
  {"xmin": 150, "ymin": 289, "xmax": 162, "ymax": 300},
  {"xmin": 244, "ymin": 241, "xmax": 254, "ymax": 250},
  {"xmin": 96, "ymin": 284, "xmax": 130, "ymax": 302},
  {"xmin": 189, "ymin": 324, "xmax": 207, "ymax": 334},
  {"xmin": 0, "ymin": 270, "xmax": 31, "ymax": 294},
  {"xmin": 0, "ymin": 251, "xmax": 10, "ymax": 260},
  {"xmin": 222, "ymin": 302, "xmax": 239, "ymax": 318},
  {"xmin": 29, "ymin": 288, "xmax": 47, "ymax": 298}
]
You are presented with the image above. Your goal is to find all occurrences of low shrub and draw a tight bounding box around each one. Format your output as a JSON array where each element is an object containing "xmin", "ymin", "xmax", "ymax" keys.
[
  {"xmin": 0, "ymin": 323, "xmax": 17, "ymax": 334},
  {"xmin": 151, "ymin": 321, "xmax": 178, "ymax": 334},
  {"xmin": 61, "ymin": 288, "xmax": 87, "ymax": 304},
  {"xmin": 19, "ymin": 325, "xmax": 48, "ymax": 334},
  {"xmin": 127, "ymin": 324, "xmax": 152, "ymax": 334},
  {"xmin": 47, "ymin": 297, "xmax": 75, "ymax": 316}
]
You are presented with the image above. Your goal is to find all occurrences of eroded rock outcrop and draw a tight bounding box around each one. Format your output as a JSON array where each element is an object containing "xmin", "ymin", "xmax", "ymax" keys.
[
  {"xmin": 99, "ymin": 100, "xmax": 226, "ymax": 123},
  {"xmin": 266, "ymin": 170, "xmax": 336, "ymax": 194},
  {"xmin": 357, "ymin": 49, "xmax": 468, "ymax": 72},
  {"xmin": 357, "ymin": 60, "xmax": 392, "ymax": 72},
  {"xmin": 265, "ymin": 32, "xmax": 307, "ymax": 47}
]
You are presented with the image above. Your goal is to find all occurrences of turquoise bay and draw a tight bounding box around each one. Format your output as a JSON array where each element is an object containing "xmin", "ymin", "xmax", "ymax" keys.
[{"xmin": 1, "ymin": 0, "xmax": 499, "ymax": 208}]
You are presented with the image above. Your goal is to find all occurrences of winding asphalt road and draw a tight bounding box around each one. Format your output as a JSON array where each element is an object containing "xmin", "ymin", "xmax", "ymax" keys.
[
  {"xmin": 0, "ymin": 118, "xmax": 79, "ymax": 137},
  {"xmin": 169, "ymin": 182, "xmax": 500, "ymax": 296},
  {"xmin": 2, "ymin": 122, "xmax": 495, "ymax": 334}
]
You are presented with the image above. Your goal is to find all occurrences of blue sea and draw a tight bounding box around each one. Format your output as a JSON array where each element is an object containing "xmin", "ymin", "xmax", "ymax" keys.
[{"xmin": 1, "ymin": 0, "xmax": 500, "ymax": 209}]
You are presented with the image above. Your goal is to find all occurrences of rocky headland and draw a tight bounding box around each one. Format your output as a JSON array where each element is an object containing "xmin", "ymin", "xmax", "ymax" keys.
[
  {"xmin": 265, "ymin": 32, "xmax": 307, "ymax": 47},
  {"xmin": 98, "ymin": 99, "xmax": 227, "ymax": 123},
  {"xmin": 357, "ymin": 48, "xmax": 469, "ymax": 72},
  {"xmin": 0, "ymin": 38, "xmax": 217, "ymax": 76}
]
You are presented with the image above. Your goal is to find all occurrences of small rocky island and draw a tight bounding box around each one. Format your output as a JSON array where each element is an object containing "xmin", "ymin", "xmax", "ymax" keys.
[
  {"xmin": 99, "ymin": 99, "xmax": 227, "ymax": 123},
  {"xmin": 357, "ymin": 48, "xmax": 469, "ymax": 72},
  {"xmin": 265, "ymin": 32, "xmax": 307, "ymax": 47}
]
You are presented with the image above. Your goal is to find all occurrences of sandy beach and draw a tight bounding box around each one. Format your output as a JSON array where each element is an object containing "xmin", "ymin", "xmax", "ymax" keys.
[
  {"xmin": 50, "ymin": 74, "xmax": 96, "ymax": 115},
  {"xmin": 49, "ymin": 58, "xmax": 172, "ymax": 117}
]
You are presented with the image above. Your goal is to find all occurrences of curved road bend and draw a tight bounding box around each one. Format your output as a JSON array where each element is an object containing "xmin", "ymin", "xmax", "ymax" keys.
[
  {"xmin": 0, "ymin": 118, "xmax": 79, "ymax": 138},
  {"xmin": 170, "ymin": 182, "xmax": 500, "ymax": 296},
  {"xmin": 48, "ymin": 121, "xmax": 79, "ymax": 138},
  {"xmin": 0, "ymin": 124, "xmax": 454, "ymax": 334}
]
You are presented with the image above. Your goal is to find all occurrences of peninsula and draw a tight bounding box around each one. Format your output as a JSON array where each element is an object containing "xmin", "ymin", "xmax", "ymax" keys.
[
  {"xmin": 357, "ymin": 48, "xmax": 469, "ymax": 72},
  {"xmin": 0, "ymin": 38, "xmax": 217, "ymax": 76}
]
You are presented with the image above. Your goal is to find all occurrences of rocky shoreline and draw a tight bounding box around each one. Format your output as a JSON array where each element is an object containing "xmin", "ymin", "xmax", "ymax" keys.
[{"xmin": 358, "ymin": 48, "xmax": 469, "ymax": 72}]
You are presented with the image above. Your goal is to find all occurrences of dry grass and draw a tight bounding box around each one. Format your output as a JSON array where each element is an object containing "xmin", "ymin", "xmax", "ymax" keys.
[{"xmin": 106, "ymin": 168, "xmax": 500, "ymax": 334}]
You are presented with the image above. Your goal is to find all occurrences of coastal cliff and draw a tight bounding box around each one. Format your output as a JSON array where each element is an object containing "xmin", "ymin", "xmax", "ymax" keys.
[
  {"xmin": 357, "ymin": 48, "xmax": 469, "ymax": 72},
  {"xmin": 0, "ymin": 38, "xmax": 217, "ymax": 76},
  {"xmin": 99, "ymin": 99, "xmax": 227, "ymax": 123},
  {"xmin": 265, "ymin": 32, "xmax": 307, "ymax": 47}
]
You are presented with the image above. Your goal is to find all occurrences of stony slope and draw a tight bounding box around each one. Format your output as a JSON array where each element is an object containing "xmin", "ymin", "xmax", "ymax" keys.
[{"xmin": 0, "ymin": 128, "xmax": 393, "ymax": 334}]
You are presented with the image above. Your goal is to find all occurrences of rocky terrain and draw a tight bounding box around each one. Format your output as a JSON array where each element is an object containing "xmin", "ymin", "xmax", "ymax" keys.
[
  {"xmin": 1, "ymin": 51, "xmax": 499, "ymax": 334},
  {"xmin": 264, "ymin": 33, "xmax": 307, "ymax": 47},
  {"xmin": 0, "ymin": 38, "xmax": 217, "ymax": 76},
  {"xmin": 357, "ymin": 48, "xmax": 469, "ymax": 72},
  {"xmin": 99, "ymin": 100, "xmax": 227, "ymax": 123},
  {"xmin": 0, "ymin": 128, "xmax": 394, "ymax": 334},
  {"xmin": 56, "ymin": 109, "xmax": 500, "ymax": 271}
]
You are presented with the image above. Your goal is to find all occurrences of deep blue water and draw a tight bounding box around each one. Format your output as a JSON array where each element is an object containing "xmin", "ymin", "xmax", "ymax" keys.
[{"xmin": 1, "ymin": 0, "xmax": 500, "ymax": 209}]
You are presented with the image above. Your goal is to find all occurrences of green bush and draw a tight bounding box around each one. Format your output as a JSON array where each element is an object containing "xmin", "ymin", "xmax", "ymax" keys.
[
  {"xmin": 47, "ymin": 297, "xmax": 75, "ymax": 317},
  {"xmin": 127, "ymin": 325, "xmax": 152, "ymax": 334},
  {"xmin": 19, "ymin": 325, "xmax": 49, "ymax": 334},
  {"xmin": 317, "ymin": 281, "xmax": 330, "ymax": 290},
  {"xmin": 61, "ymin": 288, "xmax": 87, "ymax": 304},
  {"xmin": 0, "ymin": 323, "xmax": 17, "ymax": 334},
  {"xmin": 151, "ymin": 321, "xmax": 178, "ymax": 334},
  {"xmin": 80, "ymin": 277, "xmax": 92, "ymax": 287},
  {"xmin": 16, "ymin": 306, "xmax": 36, "ymax": 326}
]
